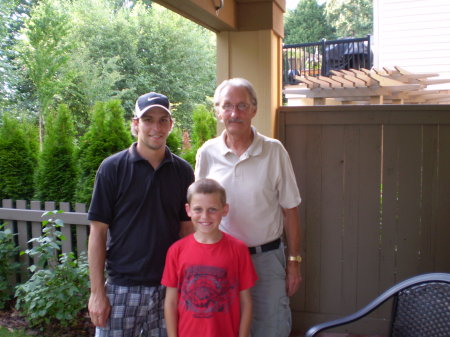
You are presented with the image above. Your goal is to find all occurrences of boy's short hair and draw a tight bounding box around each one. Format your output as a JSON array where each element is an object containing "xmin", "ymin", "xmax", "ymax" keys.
[{"xmin": 187, "ymin": 178, "xmax": 227, "ymax": 205}]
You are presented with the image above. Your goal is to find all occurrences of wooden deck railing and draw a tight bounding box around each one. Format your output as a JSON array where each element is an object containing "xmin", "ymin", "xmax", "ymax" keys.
[{"xmin": 0, "ymin": 199, "xmax": 89, "ymax": 285}]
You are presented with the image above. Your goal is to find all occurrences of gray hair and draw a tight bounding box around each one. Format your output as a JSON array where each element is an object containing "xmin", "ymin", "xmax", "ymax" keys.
[{"xmin": 213, "ymin": 78, "xmax": 258, "ymax": 112}]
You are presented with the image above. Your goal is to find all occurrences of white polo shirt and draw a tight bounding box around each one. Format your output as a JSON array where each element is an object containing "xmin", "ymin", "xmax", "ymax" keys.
[{"xmin": 195, "ymin": 127, "xmax": 301, "ymax": 247}]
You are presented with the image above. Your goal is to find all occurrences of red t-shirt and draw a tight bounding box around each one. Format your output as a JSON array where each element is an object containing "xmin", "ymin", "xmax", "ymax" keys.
[{"xmin": 162, "ymin": 232, "xmax": 258, "ymax": 337}]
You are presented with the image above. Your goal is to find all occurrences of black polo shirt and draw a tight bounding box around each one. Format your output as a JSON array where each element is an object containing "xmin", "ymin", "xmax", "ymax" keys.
[{"xmin": 88, "ymin": 143, "xmax": 194, "ymax": 286}]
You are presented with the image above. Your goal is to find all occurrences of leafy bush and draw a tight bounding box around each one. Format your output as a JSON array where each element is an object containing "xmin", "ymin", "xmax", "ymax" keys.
[
  {"xmin": 190, "ymin": 104, "xmax": 216, "ymax": 150},
  {"xmin": 179, "ymin": 104, "xmax": 216, "ymax": 166},
  {"xmin": 0, "ymin": 224, "xmax": 20, "ymax": 309},
  {"xmin": 15, "ymin": 211, "xmax": 90, "ymax": 329},
  {"xmin": 166, "ymin": 126, "xmax": 183, "ymax": 156}
]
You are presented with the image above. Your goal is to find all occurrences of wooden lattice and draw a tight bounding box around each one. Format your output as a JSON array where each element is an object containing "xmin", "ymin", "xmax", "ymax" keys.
[{"xmin": 284, "ymin": 66, "xmax": 450, "ymax": 105}]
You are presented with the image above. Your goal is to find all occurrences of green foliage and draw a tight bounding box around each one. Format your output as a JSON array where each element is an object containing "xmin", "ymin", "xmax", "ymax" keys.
[
  {"xmin": 0, "ymin": 114, "xmax": 36, "ymax": 200},
  {"xmin": 15, "ymin": 211, "xmax": 90, "ymax": 329},
  {"xmin": 190, "ymin": 104, "xmax": 216, "ymax": 150},
  {"xmin": 0, "ymin": 326, "xmax": 32, "ymax": 337},
  {"xmin": 284, "ymin": 0, "xmax": 335, "ymax": 44},
  {"xmin": 0, "ymin": 224, "xmax": 21, "ymax": 309},
  {"xmin": 166, "ymin": 126, "xmax": 183, "ymax": 156},
  {"xmin": 325, "ymin": 0, "xmax": 373, "ymax": 38},
  {"xmin": 75, "ymin": 99, "xmax": 132, "ymax": 204},
  {"xmin": 16, "ymin": 0, "xmax": 73, "ymax": 139},
  {"xmin": 179, "ymin": 104, "xmax": 216, "ymax": 166},
  {"xmin": 5, "ymin": 0, "xmax": 216, "ymax": 137},
  {"xmin": 34, "ymin": 104, "xmax": 77, "ymax": 202},
  {"xmin": 15, "ymin": 252, "xmax": 89, "ymax": 328},
  {"xmin": 67, "ymin": 0, "xmax": 215, "ymax": 130},
  {"xmin": 24, "ymin": 210, "xmax": 65, "ymax": 271}
]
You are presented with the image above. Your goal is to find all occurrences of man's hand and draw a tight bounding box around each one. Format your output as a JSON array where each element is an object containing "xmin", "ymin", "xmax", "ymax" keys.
[
  {"xmin": 286, "ymin": 261, "xmax": 302, "ymax": 296},
  {"xmin": 88, "ymin": 290, "xmax": 111, "ymax": 327}
]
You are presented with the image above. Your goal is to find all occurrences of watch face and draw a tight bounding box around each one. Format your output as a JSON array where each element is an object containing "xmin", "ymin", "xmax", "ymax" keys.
[{"xmin": 289, "ymin": 255, "xmax": 302, "ymax": 262}]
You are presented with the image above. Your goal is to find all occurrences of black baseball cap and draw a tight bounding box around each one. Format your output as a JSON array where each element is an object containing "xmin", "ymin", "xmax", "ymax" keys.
[{"xmin": 134, "ymin": 92, "xmax": 171, "ymax": 118}]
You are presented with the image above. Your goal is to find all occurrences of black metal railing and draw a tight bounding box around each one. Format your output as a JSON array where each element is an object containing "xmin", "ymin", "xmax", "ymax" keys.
[{"xmin": 283, "ymin": 35, "xmax": 372, "ymax": 84}]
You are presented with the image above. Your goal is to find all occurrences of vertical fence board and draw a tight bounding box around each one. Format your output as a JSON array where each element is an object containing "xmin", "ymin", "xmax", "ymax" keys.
[
  {"xmin": 59, "ymin": 202, "xmax": 72, "ymax": 254},
  {"xmin": 0, "ymin": 199, "xmax": 89, "ymax": 287},
  {"xmin": 279, "ymin": 105, "xmax": 450, "ymax": 335},
  {"xmin": 16, "ymin": 200, "xmax": 30, "ymax": 282},
  {"xmin": 419, "ymin": 125, "xmax": 438, "ymax": 273},
  {"xmin": 304, "ymin": 126, "xmax": 323, "ymax": 313},
  {"xmin": 75, "ymin": 203, "xmax": 88, "ymax": 255},
  {"xmin": 396, "ymin": 126, "xmax": 423, "ymax": 281},
  {"xmin": 285, "ymin": 124, "xmax": 307, "ymax": 311},
  {"xmin": 320, "ymin": 125, "xmax": 345, "ymax": 313},
  {"xmin": 30, "ymin": 201, "xmax": 43, "ymax": 245},
  {"xmin": 2, "ymin": 199, "xmax": 13, "ymax": 232},
  {"xmin": 2, "ymin": 199, "xmax": 16, "ymax": 286},
  {"xmin": 355, "ymin": 125, "xmax": 383, "ymax": 313},
  {"xmin": 436, "ymin": 125, "xmax": 450, "ymax": 270},
  {"xmin": 380, "ymin": 124, "xmax": 400, "ymax": 289},
  {"xmin": 340, "ymin": 125, "xmax": 359, "ymax": 314}
]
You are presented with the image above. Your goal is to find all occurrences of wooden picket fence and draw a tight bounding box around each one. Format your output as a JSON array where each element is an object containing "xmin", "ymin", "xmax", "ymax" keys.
[{"xmin": 0, "ymin": 199, "xmax": 89, "ymax": 286}]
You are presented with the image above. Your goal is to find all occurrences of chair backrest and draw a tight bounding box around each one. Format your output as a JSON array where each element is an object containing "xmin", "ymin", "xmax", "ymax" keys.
[
  {"xmin": 391, "ymin": 280, "xmax": 450, "ymax": 337},
  {"xmin": 304, "ymin": 273, "xmax": 450, "ymax": 337}
]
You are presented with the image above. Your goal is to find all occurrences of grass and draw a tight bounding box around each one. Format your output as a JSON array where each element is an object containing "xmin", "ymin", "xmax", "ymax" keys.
[{"xmin": 0, "ymin": 326, "xmax": 34, "ymax": 337}]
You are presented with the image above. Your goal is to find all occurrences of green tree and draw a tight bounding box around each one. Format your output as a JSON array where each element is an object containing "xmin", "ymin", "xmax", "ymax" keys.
[
  {"xmin": 75, "ymin": 99, "xmax": 132, "ymax": 205},
  {"xmin": 0, "ymin": 114, "xmax": 36, "ymax": 200},
  {"xmin": 190, "ymin": 104, "xmax": 216, "ymax": 150},
  {"xmin": 325, "ymin": 0, "xmax": 373, "ymax": 37},
  {"xmin": 34, "ymin": 104, "xmax": 77, "ymax": 202},
  {"xmin": 67, "ymin": 0, "xmax": 216, "ymax": 131},
  {"xmin": 16, "ymin": 0, "xmax": 73, "ymax": 144},
  {"xmin": 166, "ymin": 126, "xmax": 183, "ymax": 156},
  {"xmin": 284, "ymin": 0, "xmax": 335, "ymax": 44},
  {"xmin": 180, "ymin": 104, "xmax": 216, "ymax": 166}
]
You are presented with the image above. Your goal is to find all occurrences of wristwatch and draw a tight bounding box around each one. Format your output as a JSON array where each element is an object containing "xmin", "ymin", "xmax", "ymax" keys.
[{"xmin": 288, "ymin": 255, "xmax": 302, "ymax": 263}]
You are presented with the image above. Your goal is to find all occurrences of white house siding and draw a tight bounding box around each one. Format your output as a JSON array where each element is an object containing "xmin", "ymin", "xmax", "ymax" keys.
[{"xmin": 374, "ymin": 0, "xmax": 450, "ymax": 85}]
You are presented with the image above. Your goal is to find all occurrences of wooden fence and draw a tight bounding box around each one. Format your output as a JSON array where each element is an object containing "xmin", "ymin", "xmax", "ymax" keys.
[
  {"xmin": 278, "ymin": 104, "xmax": 450, "ymax": 335},
  {"xmin": 0, "ymin": 199, "xmax": 89, "ymax": 285}
]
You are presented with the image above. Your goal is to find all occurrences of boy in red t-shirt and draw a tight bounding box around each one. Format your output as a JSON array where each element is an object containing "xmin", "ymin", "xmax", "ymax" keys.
[{"xmin": 162, "ymin": 178, "xmax": 258, "ymax": 337}]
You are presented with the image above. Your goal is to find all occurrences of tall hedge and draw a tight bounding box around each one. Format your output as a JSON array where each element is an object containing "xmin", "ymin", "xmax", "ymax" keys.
[
  {"xmin": 0, "ymin": 114, "xmax": 37, "ymax": 200},
  {"xmin": 181, "ymin": 104, "xmax": 216, "ymax": 166},
  {"xmin": 190, "ymin": 104, "xmax": 216, "ymax": 150},
  {"xmin": 34, "ymin": 104, "xmax": 77, "ymax": 202},
  {"xmin": 75, "ymin": 99, "xmax": 132, "ymax": 205}
]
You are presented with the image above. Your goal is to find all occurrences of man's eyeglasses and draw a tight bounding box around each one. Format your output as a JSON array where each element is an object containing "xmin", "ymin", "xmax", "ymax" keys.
[{"xmin": 221, "ymin": 103, "xmax": 250, "ymax": 112}]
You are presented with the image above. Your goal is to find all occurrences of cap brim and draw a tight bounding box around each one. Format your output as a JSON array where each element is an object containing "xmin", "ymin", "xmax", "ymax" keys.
[{"xmin": 135, "ymin": 104, "xmax": 171, "ymax": 118}]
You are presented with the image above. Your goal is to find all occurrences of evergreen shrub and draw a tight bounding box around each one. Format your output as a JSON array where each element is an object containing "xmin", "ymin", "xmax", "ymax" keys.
[
  {"xmin": 34, "ymin": 104, "xmax": 77, "ymax": 202},
  {"xmin": 0, "ymin": 114, "xmax": 36, "ymax": 200},
  {"xmin": 75, "ymin": 99, "xmax": 132, "ymax": 205}
]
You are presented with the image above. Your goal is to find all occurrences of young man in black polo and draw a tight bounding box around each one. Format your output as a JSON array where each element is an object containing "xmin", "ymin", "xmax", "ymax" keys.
[{"xmin": 87, "ymin": 92, "xmax": 194, "ymax": 337}]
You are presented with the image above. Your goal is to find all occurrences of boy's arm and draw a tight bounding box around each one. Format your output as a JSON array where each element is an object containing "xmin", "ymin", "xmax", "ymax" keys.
[
  {"xmin": 238, "ymin": 289, "xmax": 253, "ymax": 337},
  {"xmin": 164, "ymin": 286, "xmax": 179, "ymax": 337}
]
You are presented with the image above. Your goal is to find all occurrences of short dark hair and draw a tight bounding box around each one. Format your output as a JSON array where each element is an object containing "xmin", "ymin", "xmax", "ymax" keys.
[{"xmin": 187, "ymin": 178, "xmax": 227, "ymax": 205}]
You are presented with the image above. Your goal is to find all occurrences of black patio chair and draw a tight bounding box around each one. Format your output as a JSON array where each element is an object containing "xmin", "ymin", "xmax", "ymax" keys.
[{"xmin": 304, "ymin": 272, "xmax": 450, "ymax": 337}]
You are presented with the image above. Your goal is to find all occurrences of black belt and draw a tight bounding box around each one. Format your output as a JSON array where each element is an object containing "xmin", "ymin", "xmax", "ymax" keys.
[{"xmin": 249, "ymin": 238, "xmax": 281, "ymax": 254}]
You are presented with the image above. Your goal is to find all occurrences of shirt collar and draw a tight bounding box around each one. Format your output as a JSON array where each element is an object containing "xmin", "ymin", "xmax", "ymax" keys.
[
  {"xmin": 128, "ymin": 142, "xmax": 173, "ymax": 165},
  {"xmin": 219, "ymin": 126, "xmax": 263, "ymax": 157}
]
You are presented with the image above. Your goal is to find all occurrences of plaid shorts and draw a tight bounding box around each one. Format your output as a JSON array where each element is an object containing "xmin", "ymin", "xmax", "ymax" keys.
[{"xmin": 95, "ymin": 283, "xmax": 167, "ymax": 337}]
